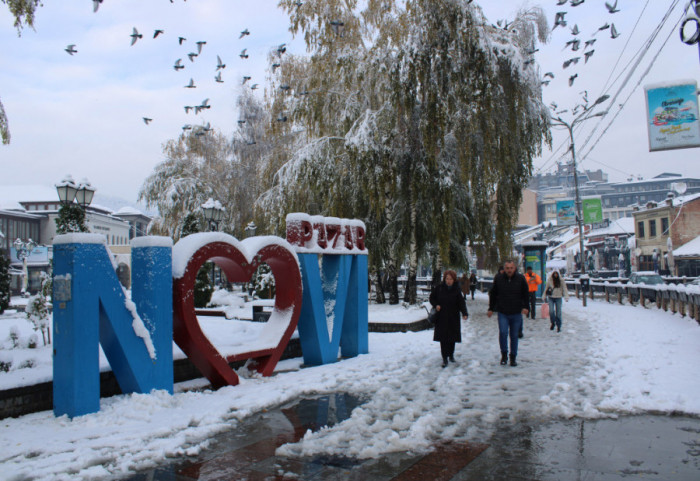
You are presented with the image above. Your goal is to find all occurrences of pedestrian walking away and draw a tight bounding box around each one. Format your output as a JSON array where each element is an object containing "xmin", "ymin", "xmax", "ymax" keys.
[
  {"xmin": 543, "ymin": 270, "xmax": 569, "ymax": 332},
  {"xmin": 469, "ymin": 272, "xmax": 477, "ymax": 300},
  {"xmin": 430, "ymin": 270, "xmax": 468, "ymax": 368},
  {"xmin": 487, "ymin": 260, "xmax": 529, "ymax": 367},
  {"xmin": 458, "ymin": 273, "xmax": 470, "ymax": 300},
  {"xmin": 524, "ymin": 266, "xmax": 542, "ymax": 331}
]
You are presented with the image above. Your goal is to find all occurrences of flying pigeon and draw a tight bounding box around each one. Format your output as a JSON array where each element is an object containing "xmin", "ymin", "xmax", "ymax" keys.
[
  {"xmin": 565, "ymin": 39, "xmax": 580, "ymax": 51},
  {"xmin": 93, "ymin": 0, "xmax": 103, "ymax": 13},
  {"xmin": 557, "ymin": 0, "xmax": 567, "ymax": 4},
  {"xmin": 200, "ymin": 98, "xmax": 210, "ymax": 110},
  {"xmin": 294, "ymin": 1, "xmax": 303, "ymax": 7},
  {"xmin": 185, "ymin": 78, "xmax": 196, "ymax": 88},
  {"xmin": 130, "ymin": 27, "xmax": 143, "ymax": 46},
  {"xmin": 554, "ymin": 12, "xmax": 567, "ymax": 29},
  {"xmin": 277, "ymin": 44, "xmax": 287, "ymax": 55},
  {"xmin": 271, "ymin": 63, "xmax": 281, "ymax": 72},
  {"xmin": 280, "ymin": 84, "xmax": 291, "ymax": 91},
  {"xmin": 184, "ymin": 106, "xmax": 193, "ymax": 114},
  {"xmin": 240, "ymin": 29, "xmax": 250, "ymax": 39},
  {"xmin": 196, "ymin": 41, "xmax": 206, "ymax": 54},
  {"xmin": 584, "ymin": 49, "xmax": 595, "ymax": 63},
  {"xmin": 277, "ymin": 114, "xmax": 288, "ymax": 122},
  {"xmin": 216, "ymin": 55, "xmax": 226, "ymax": 70},
  {"xmin": 562, "ymin": 57, "xmax": 580, "ymax": 68},
  {"xmin": 182, "ymin": 124, "xmax": 192, "ymax": 131},
  {"xmin": 237, "ymin": 119, "xmax": 246, "ymax": 125},
  {"xmin": 596, "ymin": 23, "xmax": 610, "ymax": 34},
  {"xmin": 525, "ymin": 46, "xmax": 539, "ymax": 55},
  {"xmin": 299, "ymin": 90, "xmax": 309, "ymax": 96},
  {"xmin": 153, "ymin": 29, "xmax": 164, "ymax": 39},
  {"xmin": 240, "ymin": 49, "xmax": 249, "ymax": 59},
  {"xmin": 610, "ymin": 23, "xmax": 620, "ymax": 39},
  {"xmin": 188, "ymin": 52, "xmax": 198, "ymax": 62},
  {"xmin": 242, "ymin": 76, "xmax": 252, "ymax": 84},
  {"xmin": 178, "ymin": 37, "xmax": 186, "ymax": 45},
  {"xmin": 215, "ymin": 72, "xmax": 223, "ymax": 83},
  {"xmin": 568, "ymin": 74, "xmax": 578, "ymax": 86},
  {"xmin": 541, "ymin": 80, "xmax": 551, "ymax": 86},
  {"xmin": 571, "ymin": 24, "xmax": 580, "ymax": 36},
  {"xmin": 173, "ymin": 59, "xmax": 184, "ymax": 71},
  {"xmin": 251, "ymin": 83, "xmax": 259, "ymax": 90},
  {"xmin": 570, "ymin": 0, "xmax": 584, "ymax": 6},
  {"xmin": 544, "ymin": 72, "xmax": 555, "ymax": 79},
  {"xmin": 143, "ymin": 117, "xmax": 152, "ymax": 125},
  {"xmin": 584, "ymin": 39, "xmax": 597, "ymax": 48},
  {"xmin": 65, "ymin": 44, "xmax": 78, "ymax": 55},
  {"xmin": 246, "ymin": 139, "xmax": 257, "ymax": 145},
  {"xmin": 202, "ymin": 122, "xmax": 211, "ymax": 132},
  {"xmin": 605, "ymin": 0, "xmax": 619, "ymax": 14}
]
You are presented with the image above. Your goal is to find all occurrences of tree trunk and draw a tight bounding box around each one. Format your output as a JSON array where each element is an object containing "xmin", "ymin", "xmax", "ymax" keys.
[
  {"xmin": 372, "ymin": 267, "xmax": 385, "ymax": 304},
  {"xmin": 405, "ymin": 202, "xmax": 419, "ymax": 304},
  {"xmin": 387, "ymin": 259, "xmax": 399, "ymax": 305}
]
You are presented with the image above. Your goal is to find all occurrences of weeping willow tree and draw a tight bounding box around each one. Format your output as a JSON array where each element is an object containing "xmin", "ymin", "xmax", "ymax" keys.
[
  {"xmin": 138, "ymin": 129, "xmax": 235, "ymax": 240},
  {"xmin": 259, "ymin": 0, "xmax": 551, "ymax": 303}
]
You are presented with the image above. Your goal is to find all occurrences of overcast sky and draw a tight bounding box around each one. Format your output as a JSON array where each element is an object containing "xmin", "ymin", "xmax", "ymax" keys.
[{"xmin": 1, "ymin": 0, "xmax": 699, "ymax": 205}]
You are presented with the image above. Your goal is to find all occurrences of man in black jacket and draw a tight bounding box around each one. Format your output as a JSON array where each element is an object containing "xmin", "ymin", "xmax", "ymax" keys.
[{"xmin": 487, "ymin": 260, "xmax": 529, "ymax": 366}]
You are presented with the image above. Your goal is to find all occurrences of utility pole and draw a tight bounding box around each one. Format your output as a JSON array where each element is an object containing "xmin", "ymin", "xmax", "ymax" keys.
[{"xmin": 550, "ymin": 94, "xmax": 609, "ymax": 307}]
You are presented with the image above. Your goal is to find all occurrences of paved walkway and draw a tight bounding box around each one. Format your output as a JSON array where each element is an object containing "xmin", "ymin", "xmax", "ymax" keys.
[{"xmin": 125, "ymin": 392, "xmax": 700, "ymax": 480}]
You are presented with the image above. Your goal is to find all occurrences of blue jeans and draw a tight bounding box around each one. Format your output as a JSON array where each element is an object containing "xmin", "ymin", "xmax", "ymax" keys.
[
  {"xmin": 497, "ymin": 313, "xmax": 523, "ymax": 356},
  {"xmin": 548, "ymin": 298, "xmax": 563, "ymax": 328}
]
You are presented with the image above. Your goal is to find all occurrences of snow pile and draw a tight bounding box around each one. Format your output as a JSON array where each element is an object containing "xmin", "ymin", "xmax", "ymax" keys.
[{"xmin": 1, "ymin": 294, "xmax": 699, "ymax": 479}]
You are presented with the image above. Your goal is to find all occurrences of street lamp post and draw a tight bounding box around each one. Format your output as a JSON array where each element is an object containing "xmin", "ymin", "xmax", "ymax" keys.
[
  {"xmin": 201, "ymin": 198, "xmax": 225, "ymax": 232},
  {"xmin": 549, "ymin": 95, "xmax": 609, "ymax": 307},
  {"xmin": 13, "ymin": 237, "xmax": 36, "ymax": 296},
  {"xmin": 244, "ymin": 222, "xmax": 257, "ymax": 238},
  {"xmin": 55, "ymin": 175, "xmax": 95, "ymax": 233}
]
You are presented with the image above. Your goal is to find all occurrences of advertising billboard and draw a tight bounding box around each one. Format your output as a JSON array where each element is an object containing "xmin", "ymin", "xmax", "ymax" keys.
[
  {"xmin": 582, "ymin": 197, "xmax": 603, "ymax": 224},
  {"xmin": 556, "ymin": 200, "xmax": 576, "ymax": 226},
  {"xmin": 645, "ymin": 80, "xmax": 700, "ymax": 152}
]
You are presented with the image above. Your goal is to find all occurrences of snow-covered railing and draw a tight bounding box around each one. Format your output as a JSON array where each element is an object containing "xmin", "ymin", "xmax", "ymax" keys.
[
  {"xmin": 564, "ymin": 278, "xmax": 700, "ymax": 321},
  {"xmin": 477, "ymin": 277, "xmax": 700, "ymax": 323}
]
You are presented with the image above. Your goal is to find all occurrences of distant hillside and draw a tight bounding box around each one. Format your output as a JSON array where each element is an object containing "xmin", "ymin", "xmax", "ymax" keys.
[{"xmin": 93, "ymin": 193, "xmax": 157, "ymax": 217}]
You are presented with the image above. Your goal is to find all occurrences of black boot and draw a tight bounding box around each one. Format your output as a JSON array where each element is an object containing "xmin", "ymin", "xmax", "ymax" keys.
[
  {"xmin": 449, "ymin": 355, "xmax": 455, "ymax": 363},
  {"xmin": 442, "ymin": 357, "xmax": 448, "ymax": 368},
  {"xmin": 550, "ymin": 323, "xmax": 555, "ymax": 330},
  {"xmin": 509, "ymin": 354, "xmax": 517, "ymax": 367},
  {"xmin": 500, "ymin": 352, "xmax": 508, "ymax": 365}
]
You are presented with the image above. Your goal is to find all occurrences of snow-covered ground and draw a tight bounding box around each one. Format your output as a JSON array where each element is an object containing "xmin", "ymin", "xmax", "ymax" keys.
[{"xmin": 1, "ymin": 291, "xmax": 699, "ymax": 480}]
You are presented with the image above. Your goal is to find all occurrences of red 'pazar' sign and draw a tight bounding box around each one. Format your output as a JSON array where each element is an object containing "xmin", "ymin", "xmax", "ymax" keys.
[{"xmin": 286, "ymin": 213, "xmax": 367, "ymax": 254}]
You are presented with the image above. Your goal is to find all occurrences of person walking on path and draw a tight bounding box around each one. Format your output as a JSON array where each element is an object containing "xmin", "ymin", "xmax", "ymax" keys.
[
  {"xmin": 430, "ymin": 270, "xmax": 468, "ymax": 368},
  {"xmin": 458, "ymin": 273, "xmax": 470, "ymax": 300},
  {"xmin": 487, "ymin": 260, "xmax": 529, "ymax": 367},
  {"xmin": 524, "ymin": 265, "xmax": 542, "ymax": 328},
  {"xmin": 543, "ymin": 270, "xmax": 569, "ymax": 332},
  {"xmin": 469, "ymin": 272, "xmax": 478, "ymax": 300}
]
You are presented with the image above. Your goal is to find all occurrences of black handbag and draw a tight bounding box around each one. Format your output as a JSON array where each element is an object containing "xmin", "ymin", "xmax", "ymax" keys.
[
  {"xmin": 545, "ymin": 286, "xmax": 553, "ymax": 296},
  {"xmin": 428, "ymin": 307, "xmax": 438, "ymax": 324}
]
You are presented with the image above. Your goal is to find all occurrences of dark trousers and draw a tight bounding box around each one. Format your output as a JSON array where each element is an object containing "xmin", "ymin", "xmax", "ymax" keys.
[
  {"xmin": 528, "ymin": 291, "xmax": 537, "ymax": 320},
  {"xmin": 440, "ymin": 341, "xmax": 455, "ymax": 359},
  {"xmin": 470, "ymin": 287, "xmax": 476, "ymax": 299}
]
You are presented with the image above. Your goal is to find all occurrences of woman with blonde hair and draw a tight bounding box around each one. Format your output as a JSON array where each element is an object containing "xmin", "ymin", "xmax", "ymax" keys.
[
  {"xmin": 430, "ymin": 270, "xmax": 468, "ymax": 367},
  {"xmin": 543, "ymin": 270, "xmax": 569, "ymax": 332}
]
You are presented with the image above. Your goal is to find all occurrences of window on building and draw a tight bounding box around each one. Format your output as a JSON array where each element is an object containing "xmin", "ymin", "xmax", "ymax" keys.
[
  {"xmin": 661, "ymin": 217, "xmax": 669, "ymax": 234},
  {"xmin": 649, "ymin": 219, "xmax": 657, "ymax": 237},
  {"xmin": 637, "ymin": 221, "xmax": 645, "ymax": 238}
]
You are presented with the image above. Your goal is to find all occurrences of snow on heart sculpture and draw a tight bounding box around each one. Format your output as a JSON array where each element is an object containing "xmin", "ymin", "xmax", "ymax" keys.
[{"xmin": 51, "ymin": 215, "xmax": 368, "ymax": 418}]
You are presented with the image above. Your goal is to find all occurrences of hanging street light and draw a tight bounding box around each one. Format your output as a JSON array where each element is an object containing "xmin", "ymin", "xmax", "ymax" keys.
[
  {"xmin": 201, "ymin": 198, "xmax": 225, "ymax": 232},
  {"xmin": 55, "ymin": 175, "xmax": 78, "ymax": 206}
]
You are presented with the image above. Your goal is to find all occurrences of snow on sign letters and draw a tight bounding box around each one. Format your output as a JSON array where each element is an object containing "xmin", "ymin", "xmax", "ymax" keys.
[
  {"xmin": 645, "ymin": 80, "xmax": 700, "ymax": 152},
  {"xmin": 52, "ymin": 221, "xmax": 368, "ymax": 418}
]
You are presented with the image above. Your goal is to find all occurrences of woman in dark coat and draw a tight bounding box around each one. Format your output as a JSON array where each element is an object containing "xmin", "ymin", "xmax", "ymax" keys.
[{"xmin": 430, "ymin": 269, "xmax": 468, "ymax": 368}]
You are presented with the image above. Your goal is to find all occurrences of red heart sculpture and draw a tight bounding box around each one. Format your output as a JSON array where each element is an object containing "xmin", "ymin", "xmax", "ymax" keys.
[{"xmin": 172, "ymin": 233, "xmax": 302, "ymax": 388}]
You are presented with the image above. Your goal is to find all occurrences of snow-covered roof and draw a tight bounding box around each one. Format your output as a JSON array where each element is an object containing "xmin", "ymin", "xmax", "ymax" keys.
[
  {"xmin": 115, "ymin": 206, "xmax": 145, "ymax": 216},
  {"xmin": 586, "ymin": 218, "xmax": 634, "ymax": 238},
  {"xmin": 674, "ymin": 235, "xmax": 700, "ymax": 258},
  {"xmin": 0, "ymin": 185, "xmax": 59, "ymax": 210}
]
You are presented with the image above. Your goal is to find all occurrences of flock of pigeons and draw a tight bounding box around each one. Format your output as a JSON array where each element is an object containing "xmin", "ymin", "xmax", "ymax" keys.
[
  {"xmin": 63, "ymin": 0, "xmax": 303, "ymax": 140},
  {"xmin": 544, "ymin": 0, "xmax": 622, "ymax": 87}
]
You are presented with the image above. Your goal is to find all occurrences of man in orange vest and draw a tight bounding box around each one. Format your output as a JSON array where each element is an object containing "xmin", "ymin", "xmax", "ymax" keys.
[{"xmin": 524, "ymin": 266, "xmax": 542, "ymax": 332}]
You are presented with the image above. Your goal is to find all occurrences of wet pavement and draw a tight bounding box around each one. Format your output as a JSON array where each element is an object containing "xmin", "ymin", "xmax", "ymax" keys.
[{"xmin": 124, "ymin": 392, "xmax": 700, "ymax": 481}]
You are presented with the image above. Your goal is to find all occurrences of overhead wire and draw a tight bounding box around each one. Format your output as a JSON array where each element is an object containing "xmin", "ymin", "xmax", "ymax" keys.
[{"xmin": 579, "ymin": 1, "xmax": 687, "ymax": 162}]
